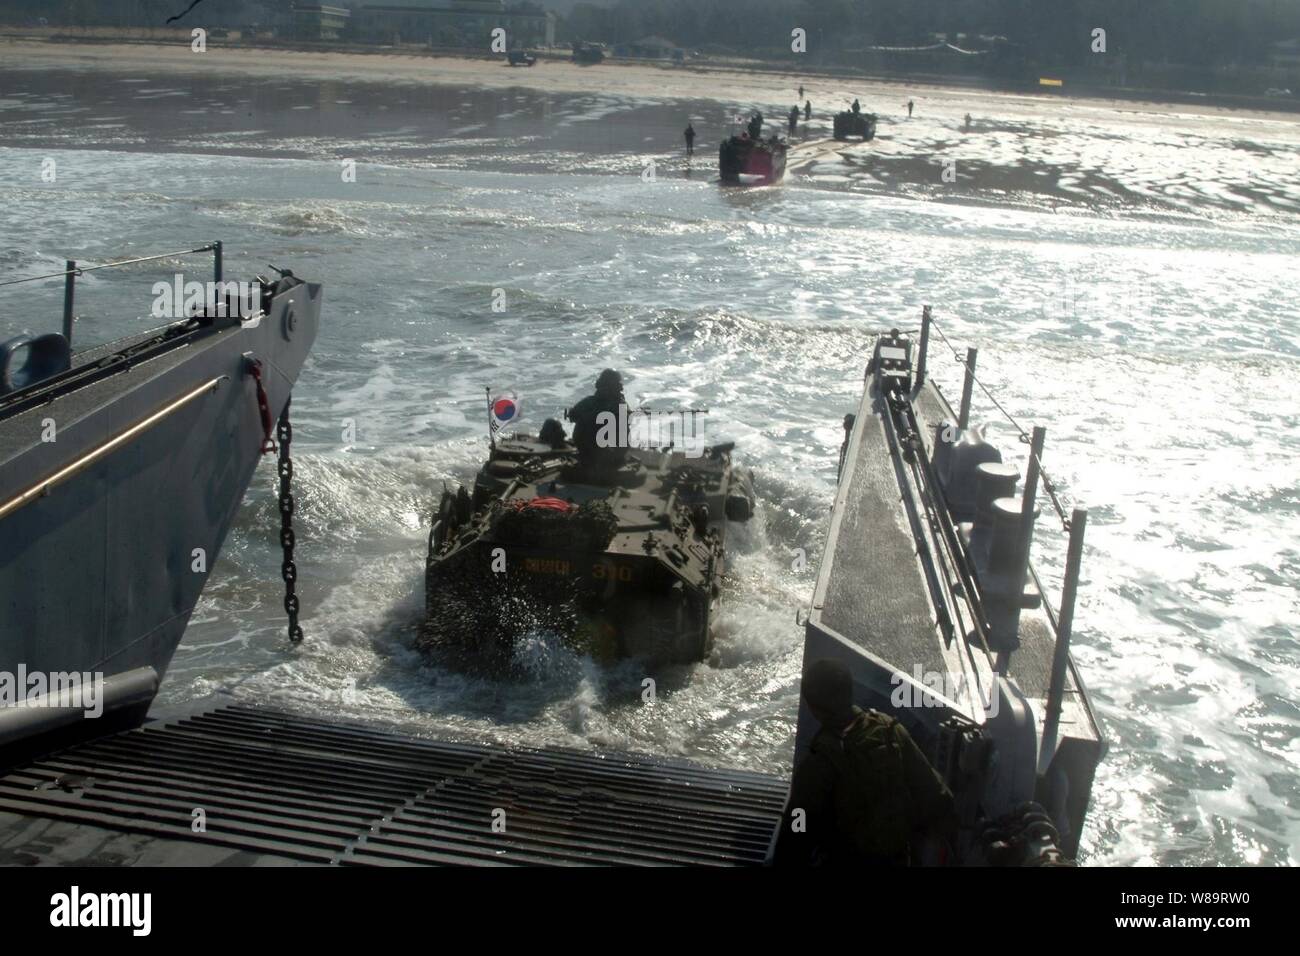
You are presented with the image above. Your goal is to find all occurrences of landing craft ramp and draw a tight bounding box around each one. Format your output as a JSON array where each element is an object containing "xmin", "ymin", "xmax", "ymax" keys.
[
  {"xmin": 0, "ymin": 703, "xmax": 786, "ymax": 866},
  {"xmin": 819, "ymin": 391, "xmax": 949, "ymax": 681},
  {"xmin": 817, "ymin": 376, "xmax": 1073, "ymax": 702},
  {"xmin": 802, "ymin": 316, "xmax": 1104, "ymax": 858}
]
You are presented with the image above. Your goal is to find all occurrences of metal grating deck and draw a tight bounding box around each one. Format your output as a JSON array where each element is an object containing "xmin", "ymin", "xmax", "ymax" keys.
[{"xmin": 0, "ymin": 705, "xmax": 786, "ymax": 866}]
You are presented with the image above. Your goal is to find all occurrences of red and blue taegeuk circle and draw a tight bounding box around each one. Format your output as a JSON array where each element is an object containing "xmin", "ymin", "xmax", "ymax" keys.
[{"xmin": 493, "ymin": 397, "xmax": 517, "ymax": 422}]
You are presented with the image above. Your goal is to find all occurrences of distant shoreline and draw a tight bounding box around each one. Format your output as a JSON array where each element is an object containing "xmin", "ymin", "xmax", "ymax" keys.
[{"xmin": 2, "ymin": 34, "xmax": 1298, "ymax": 124}]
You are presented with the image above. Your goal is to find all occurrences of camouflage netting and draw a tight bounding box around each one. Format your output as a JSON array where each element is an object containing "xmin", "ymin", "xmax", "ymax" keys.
[
  {"xmin": 489, "ymin": 499, "xmax": 619, "ymax": 551},
  {"xmin": 421, "ymin": 549, "xmax": 587, "ymax": 673}
]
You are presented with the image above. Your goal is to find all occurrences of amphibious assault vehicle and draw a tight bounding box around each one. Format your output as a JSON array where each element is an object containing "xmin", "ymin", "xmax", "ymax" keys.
[
  {"xmin": 719, "ymin": 135, "xmax": 788, "ymax": 185},
  {"xmin": 833, "ymin": 110, "xmax": 877, "ymax": 141},
  {"xmin": 422, "ymin": 426, "xmax": 755, "ymax": 670},
  {"xmin": 571, "ymin": 41, "xmax": 605, "ymax": 65}
]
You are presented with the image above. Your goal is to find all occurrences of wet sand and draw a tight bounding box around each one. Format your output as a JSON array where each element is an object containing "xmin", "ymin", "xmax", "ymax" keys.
[
  {"xmin": 4, "ymin": 38, "xmax": 1300, "ymax": 220},
  {"xmin": 1, "ymin": 38, "xmax": 1293, "ymax": 120}
]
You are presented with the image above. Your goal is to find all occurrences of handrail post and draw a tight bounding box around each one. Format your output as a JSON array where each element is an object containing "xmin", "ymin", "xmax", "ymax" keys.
[
  {"xmin": 1018, "ymin": 426, "xmax": 1046, "ymax": 572},
  {"xmin": 997, "ymin": 425, "xmax": 1046, "ymax": 669},
  {"xmin": 957, "ymin": 347, "xmax": 977, "ymax": 429},
  {"xmin": 1042, "ymin": 506, "xmax": 1087, "ymax": 763},
  {"xmin": 62, "ymin": 260, "xmax": 76, "ymax": 345},
  {"xmin": 916, "ymin": 305, "xmax": 931, "ymax": 386},
  {"xmin": 213, "ymin": 241, "xmax": 223, "ymax": 286}
]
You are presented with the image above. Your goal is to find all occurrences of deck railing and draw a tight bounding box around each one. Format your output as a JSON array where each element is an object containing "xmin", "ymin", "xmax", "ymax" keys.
[
  {"xmin": 0, "ymin": 242, "xmax": 223, "ymax": 348},
  {"xmin": 912, "ymin": 304, "xmax": 1089, "ymax": 757}
]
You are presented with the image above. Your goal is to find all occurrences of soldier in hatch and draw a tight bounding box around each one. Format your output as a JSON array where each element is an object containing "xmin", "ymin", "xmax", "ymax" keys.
[
  {"xmin": 567, "ymin": 369, "xmax": 629, "ymax": 482},
  {"xmin": 773, "ymin": 658, "xmax": 958, "ymax": 866}
]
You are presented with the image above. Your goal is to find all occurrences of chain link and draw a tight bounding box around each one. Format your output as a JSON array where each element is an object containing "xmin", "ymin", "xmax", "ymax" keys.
[{"xmin": 276, "ymin": 398, "xmax": 303, "ymax": 643}]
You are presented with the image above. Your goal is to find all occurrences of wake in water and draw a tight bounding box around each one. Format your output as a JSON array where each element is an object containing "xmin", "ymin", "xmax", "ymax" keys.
[{"xmin": 162, "ymin": 440, "xmax": 811, "ymax": 772}]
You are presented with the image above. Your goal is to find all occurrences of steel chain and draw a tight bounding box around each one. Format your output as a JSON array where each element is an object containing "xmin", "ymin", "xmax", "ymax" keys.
[{"xmin": 276, "ymin": 398, "xmax": 303, "ymax": 644}]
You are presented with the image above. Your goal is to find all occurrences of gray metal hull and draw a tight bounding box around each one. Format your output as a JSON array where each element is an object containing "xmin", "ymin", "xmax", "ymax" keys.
[
  {"xmin": 799, "ymin": 360, "xmax": 1104, "ymax": 859},
  {"xmin": 0, "ymin": 280, "xmax": 321, "ymax": 712}
]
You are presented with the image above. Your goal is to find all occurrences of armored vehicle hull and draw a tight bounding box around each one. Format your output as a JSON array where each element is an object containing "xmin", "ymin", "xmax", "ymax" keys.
[
  {"xmin": 572, "ymin": 42, "xmax": 605, "ymax": 65},
  {"xmin": 833, "ymin": 110, "xmax": 877, "ymax": 141},
  {"xmin": 719, "ymin": 135, "xmax": 788, "ymax": 185},
  {"xmin": 423, "ymin": 435, "xmax": 754, "ymax": 670}
]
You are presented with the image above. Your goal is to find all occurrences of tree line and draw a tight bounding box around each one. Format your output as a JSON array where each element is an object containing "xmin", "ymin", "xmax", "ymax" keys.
[{"xmin": 557, "ymin": 0, "xmax": 1300, "ymax": 74}]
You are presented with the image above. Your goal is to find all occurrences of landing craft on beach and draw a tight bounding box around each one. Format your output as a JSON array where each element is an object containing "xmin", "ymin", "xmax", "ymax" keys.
[{"xmin": 719, "ymin": 110, "xmax": 788, "ymax": 186}]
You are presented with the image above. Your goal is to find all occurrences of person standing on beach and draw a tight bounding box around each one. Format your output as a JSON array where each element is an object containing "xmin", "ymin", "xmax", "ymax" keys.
[
  {"xmin": 907, "ymin": 99, "xmax": 914, "ymax": 118},
  {"xmin": 684, "ymin": 122, "xmax": 695, "ymax": 157},
  {"xmin": 799, "ymin": 83, "xmax": 805, "ymax": 100},
  {"xmin": 804, "ymin": 100, "xmax": 811, "ymax": 121}
]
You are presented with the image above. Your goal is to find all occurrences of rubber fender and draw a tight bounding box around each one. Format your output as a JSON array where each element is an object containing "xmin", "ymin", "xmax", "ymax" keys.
[{"xmin": 0, "ymin": 332, "xmax": 71, "ymax": 395}]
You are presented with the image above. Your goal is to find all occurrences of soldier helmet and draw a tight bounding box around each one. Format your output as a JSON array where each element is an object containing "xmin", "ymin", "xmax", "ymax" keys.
[
  {"xmin": 802, "ymin": 659, "xmax": 854, "ymax": 725},
  {"xmin": 595, "ymin": 368, "xmax": 623, "ymax": 395}
]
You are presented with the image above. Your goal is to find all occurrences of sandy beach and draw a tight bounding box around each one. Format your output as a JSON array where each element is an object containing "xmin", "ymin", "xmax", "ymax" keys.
[{"xmin": 4, "ymin": 36, "xmax": 1298, "ymax": 129}]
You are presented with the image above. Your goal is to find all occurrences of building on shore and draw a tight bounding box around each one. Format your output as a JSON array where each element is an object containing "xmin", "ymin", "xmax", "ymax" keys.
[
  {"xmin": 617, "ymin": 35, "xmax": 682, "ymax": 60},
  {"xmin": 1270, "ymin": 38, "xmax": 1300, "ymax": 71},
  {"xmin": 0, "ymin": 0, "xmax": 554, "ymax": 49},
  {"xmin": 351, "ymin": 1, "xmax": 555, "ymax": 50},
  {"xmin": 0, "ymin": 0, "xmax": 286, "ymax": 30},
  {"xmin": 290, "ymin": 3, "xmax": 351, "ymax": 41}
]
